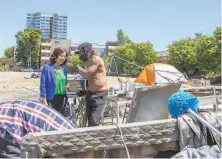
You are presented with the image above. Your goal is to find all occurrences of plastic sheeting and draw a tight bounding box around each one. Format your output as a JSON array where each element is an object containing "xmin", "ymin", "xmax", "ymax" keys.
[{"xmin": 171, "ymin": 145, "xmax": 221, "ymax": 158}]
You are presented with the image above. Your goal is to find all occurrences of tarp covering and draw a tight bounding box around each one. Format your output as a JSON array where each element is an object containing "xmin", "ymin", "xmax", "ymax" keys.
[
  {"xmin": 171, "ymin": 112, "xmax": 222, "ymax": 158},
  {"xmin": 135, "ymin": 63, "xmax": 187, "ymax": 86},
  {"xmin": 171, "ymin": 145, "xmax": 221, "ymax": 159}
]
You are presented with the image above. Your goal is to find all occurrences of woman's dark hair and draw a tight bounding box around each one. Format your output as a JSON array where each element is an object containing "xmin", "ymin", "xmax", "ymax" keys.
[{"xmin": 49, "ymin": 47, "xmax": 68, "ymax": 65}]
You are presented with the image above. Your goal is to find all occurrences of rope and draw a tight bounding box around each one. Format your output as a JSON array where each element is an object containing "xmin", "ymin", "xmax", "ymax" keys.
[
  {"xmin": 113, "ymin": 55, "xmax": 143, "ymax": 69},
  {"xmin": 113, "ymin": 123, "xmax": 130, "ymax": 159},
  {"xmin": 107, "ymin": 55, "xmax": 187, "ymax": 82}
]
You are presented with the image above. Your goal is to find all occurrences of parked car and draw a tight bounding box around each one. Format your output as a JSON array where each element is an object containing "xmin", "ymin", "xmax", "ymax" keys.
[
  {"xmin": 33, "ymin": 69, "xmax": 41, "ymax": 72},
  {"xmin": 21, "ymin": 68, "xmax": 33, "ymax": 72}
]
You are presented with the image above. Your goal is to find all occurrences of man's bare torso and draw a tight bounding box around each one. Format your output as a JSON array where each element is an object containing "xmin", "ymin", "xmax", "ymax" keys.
[{"xmin": 86, "ymin": 56, "xmax": 107, "ymax": 92}]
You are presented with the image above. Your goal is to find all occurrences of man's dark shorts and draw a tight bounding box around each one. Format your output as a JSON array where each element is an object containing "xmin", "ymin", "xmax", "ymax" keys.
[{"xmin": 85, "ymin": 90, "xmax": 108, "ymax": 126}]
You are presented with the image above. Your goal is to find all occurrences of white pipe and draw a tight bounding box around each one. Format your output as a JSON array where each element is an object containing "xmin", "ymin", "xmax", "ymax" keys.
[
  {"xmin": 187, "ymin": 108, "xmax": 222, "ymax": 137},
  {"xmin": 213, "ymin": 86, "xmax": 218, "ymax": 111}
]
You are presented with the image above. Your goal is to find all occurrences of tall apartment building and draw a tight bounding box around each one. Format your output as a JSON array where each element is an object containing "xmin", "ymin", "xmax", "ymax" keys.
[
  {"xmin": 26, "ymin": 12, "xmax": 67, "ymax": 40},
  {"xmin": 26, "ymin": 12, "xmax": 67, "ymax": 68}
]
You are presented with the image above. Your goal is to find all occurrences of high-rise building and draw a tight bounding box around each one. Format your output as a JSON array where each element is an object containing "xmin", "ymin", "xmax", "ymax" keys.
[{"xmin": 26, "ymin": 12, "xmax": 67, "ymax": 40}]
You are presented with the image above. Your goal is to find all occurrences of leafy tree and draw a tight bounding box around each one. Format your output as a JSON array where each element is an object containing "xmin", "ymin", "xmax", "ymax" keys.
[
  {"xmin": 114, "ymin": 42, "xmax": 157, "ymax": 75},
  {"xmin": 4, "ymin": 48, "xmax": 11, "ymax": 58},
  {"xmin": 213, "ymin": 27, "xmax": 221, "ymax": 74},
  {"xmin": 117, "ymin": 29, "xmax": 132, "ymax": 44},
  {"xmin": 0, "ymin": 57, "xmax": 16, "ymax": 71},
  {"xmin": 15, "ymin": 28, "xmax": 41, "ymax": 67},
  {"xmin": 67, "ymin": 54, "xmax": 83, "ymax": 68},
  {"xmin": 168, "ymin": 27, "xmax": 221, "ymax": 77},
  {"xmin": 168, "ymin": 38, "xmax": 197, "ymax": 76},
  {"xmin": 194, "ymin": 35, "xmax": 218, "ymax": 75},
  {"xmin": 0, "ymin": 57, "xmax": 16, "ymax": 64},
  {"xmin": 214, "ymin": 27, "xmax": 221, "ymax": 47}
]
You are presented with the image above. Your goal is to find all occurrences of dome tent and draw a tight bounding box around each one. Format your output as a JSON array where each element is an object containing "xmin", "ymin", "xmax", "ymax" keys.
[{"xmin": 135, "ymin": 63, "xmax": 188, "ymax": 86}]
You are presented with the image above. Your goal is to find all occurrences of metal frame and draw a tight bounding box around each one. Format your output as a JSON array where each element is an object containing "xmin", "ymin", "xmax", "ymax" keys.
[{"xmin": 66, "ymin": 93, "xmax": 87, "ymax": 127}]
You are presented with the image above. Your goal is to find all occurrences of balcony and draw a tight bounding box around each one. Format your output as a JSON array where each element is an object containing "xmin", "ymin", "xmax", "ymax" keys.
[
  {"xmin": 41, "ymin": 43, "xmax": 51, "ymax": 47},
  {"xmin": 41, "ymin": 57, "xmax": 50, "ymax": 61},
  {"xmin": 41, "ymin": 49, "xmax": 51, "ymax": 54},
  {"xmin": 108, "ymin": 46, "xmax": 119, "ymax": 50}
]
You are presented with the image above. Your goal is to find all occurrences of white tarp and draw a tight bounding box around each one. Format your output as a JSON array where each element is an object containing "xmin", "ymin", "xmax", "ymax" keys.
[
  {"xmin": 171, "ymin": 145, "xmax": 221, "ymax": 158},
  {"xmin": 154, "ymin": 64, "xmax": 188, "ymax": 84}
]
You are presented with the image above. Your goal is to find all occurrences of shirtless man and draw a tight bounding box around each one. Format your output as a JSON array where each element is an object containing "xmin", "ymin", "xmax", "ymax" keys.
[{"xmin": 74, "ymin": 42, "xmax": 108, "ymax": 126}]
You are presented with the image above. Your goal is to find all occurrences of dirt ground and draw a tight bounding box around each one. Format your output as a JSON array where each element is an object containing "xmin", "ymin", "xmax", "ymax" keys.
[
  {"xmin": 0, "ymin": 72, "xmax": 135, "ymax": 102},
  {"xmin": 0, "ymin": 72, "xmax": 40, "ymax": 102}
]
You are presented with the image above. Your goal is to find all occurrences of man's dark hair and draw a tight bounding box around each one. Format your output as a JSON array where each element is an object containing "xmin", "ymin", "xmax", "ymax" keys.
[{"xmin": 49, "ymin": 47, "xmax": 68, "ymax": 65}]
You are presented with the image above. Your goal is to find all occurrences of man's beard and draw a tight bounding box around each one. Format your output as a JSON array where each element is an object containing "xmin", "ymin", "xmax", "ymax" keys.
[{"xmin": 79, "ymin": 53, "xmax": 88, "ymax": 62}]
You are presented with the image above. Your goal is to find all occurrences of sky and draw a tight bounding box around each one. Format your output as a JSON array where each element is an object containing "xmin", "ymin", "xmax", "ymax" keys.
[{"xmin": 0, "ymin": 0, "xmax": 221, "ymax": 57}]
